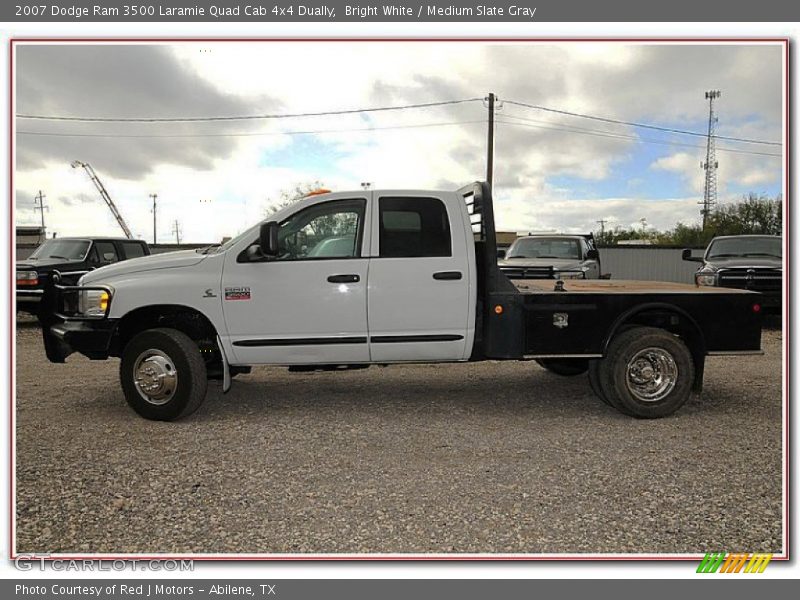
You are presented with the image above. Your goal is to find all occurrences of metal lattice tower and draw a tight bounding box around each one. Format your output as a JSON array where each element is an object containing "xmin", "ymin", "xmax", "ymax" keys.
[{"xmin": 700, "ymin": 90, "xmax": 721, "ymax": 229}]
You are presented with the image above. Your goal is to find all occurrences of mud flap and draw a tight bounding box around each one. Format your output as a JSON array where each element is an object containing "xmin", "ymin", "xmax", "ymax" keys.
[{"xmin": 217, "ymin": 335, "xmax": 232, "ymax": 394}]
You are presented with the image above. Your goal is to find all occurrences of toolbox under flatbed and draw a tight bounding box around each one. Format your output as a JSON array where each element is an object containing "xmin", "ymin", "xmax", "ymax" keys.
[{"xmin": 482, "ymin": 277, "xmax": 762, "ymax": 360}]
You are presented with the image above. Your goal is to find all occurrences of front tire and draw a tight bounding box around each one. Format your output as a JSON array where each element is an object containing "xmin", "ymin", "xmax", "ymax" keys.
[
  {"xmin": 120, "ymin": 328, "xmax": 208, "ymax": 421},
  {"xmin": 598, "ymin": 326, "xmax": 694, "ymax": 418}
]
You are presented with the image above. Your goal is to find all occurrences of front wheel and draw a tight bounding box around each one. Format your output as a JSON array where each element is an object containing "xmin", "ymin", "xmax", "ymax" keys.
[
  {"xmin": 597, "ymin": 326, "xmax": 694, "ymax": 418},
  {"xmin": 120, "ymin": 328, "xmax": 208, "ymax": 421}
]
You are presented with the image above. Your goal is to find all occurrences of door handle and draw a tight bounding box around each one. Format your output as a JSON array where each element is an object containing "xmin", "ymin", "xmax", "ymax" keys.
[
  {"xmin": 433, "ymin": 271, "xmax": 463, "ymax": 281},
  {"xmin": 327, "ymin": 274, "xmax": 360, "ymax": 284}
]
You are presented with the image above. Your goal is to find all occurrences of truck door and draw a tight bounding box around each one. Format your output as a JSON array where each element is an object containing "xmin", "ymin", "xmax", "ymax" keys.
[
  {"xmin": 367, "ymin": 194, "xmax": 472, "ymax": 362},
  {"xmin": 222, "ymin": 196, "xmax": 371, "ymax": 365}
]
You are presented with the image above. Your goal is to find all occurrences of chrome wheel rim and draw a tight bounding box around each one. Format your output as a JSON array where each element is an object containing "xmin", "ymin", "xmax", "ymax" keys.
[
  {"xmin": 133, "ymin": 349, "xmax": 178, "ymax": 406},
  {"xmin": 625, "ymin": 347, "xmax": 677, "ymax": 403}
]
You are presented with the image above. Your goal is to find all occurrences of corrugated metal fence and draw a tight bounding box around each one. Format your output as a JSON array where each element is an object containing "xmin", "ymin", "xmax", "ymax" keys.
[{"xmin": 600, "ymin": 247, "xmax": 701, "ymax": 284}]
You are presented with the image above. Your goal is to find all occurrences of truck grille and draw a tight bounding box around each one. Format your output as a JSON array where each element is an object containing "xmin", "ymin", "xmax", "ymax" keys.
[
  {"xmin": 717, "ymin": 268, "xmax": 782, "ymax": 292},
  {"xmin": 500, "ymin": 266, "xmax": 556, "ymax": 279}
]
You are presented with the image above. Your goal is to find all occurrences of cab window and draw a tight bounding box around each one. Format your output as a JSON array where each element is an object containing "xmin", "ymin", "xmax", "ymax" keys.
[
  {"xmin": 378, "ymin": 197, "xmax": 451, "ymax": 258},
  {"xmin": 122, "ymin": 242, "xmax": 146, "ymax": 259},
  {"xmin": 276, "ymin": 199, "xmax": 366, "ymax": 261},
  {"xmin": 94, "ymin": 241, "xmax": 119, "ymax": 263}
]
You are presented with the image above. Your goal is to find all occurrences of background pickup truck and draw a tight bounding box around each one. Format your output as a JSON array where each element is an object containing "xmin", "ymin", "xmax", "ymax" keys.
[
  {"xmin": 683, "ymin": 234, "xmax": 782, "ymax": 310},
  {"xmin": 38, "ymin": 182, "xmax": 762, "ymax": 421},
  {"xmin": 16, "ymin": 237, "xmax": 150, "ymax": 315},
  {"xmin": 498, "ymin": 233, "xmax": 603, "ymax": 280}
]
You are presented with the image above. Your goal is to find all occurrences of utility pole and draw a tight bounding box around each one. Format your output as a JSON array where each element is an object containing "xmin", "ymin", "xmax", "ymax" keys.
[
  {"xmin": 596, "ymin": 218, "xmax": 607, "ymax": 242},
  {"xmin": 700, "ymin": 90, "xmax": 721, "ymax": 229},
  {"xmin": 171, "ymin": 219, "xmax": 182, "ymax": 245},
  {"xmin": 486, "ymin": 92, "xmax": 496, "ymax": 188},
  {"xmin": 150, "ymin": 194, "xmax": 158, "ymax": 245},
  {"xmin": 33, "ymin": 190, "xmax": 48, "ymax": 237}
]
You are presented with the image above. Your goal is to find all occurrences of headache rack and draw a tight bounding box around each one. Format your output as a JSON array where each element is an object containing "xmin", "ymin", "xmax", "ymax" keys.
[{"xmin": 458, "ymin": 182, "xmax": 524, "ymax": 359}]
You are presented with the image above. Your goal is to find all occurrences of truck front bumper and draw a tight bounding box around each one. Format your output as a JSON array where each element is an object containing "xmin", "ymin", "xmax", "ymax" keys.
[
  {"xmin": 44, "ymin": 319, "xmax": 119, "ymax": 362},
  {"xmin": 38, "ymin": 277, "xmax": 118, "ymax": 363}
]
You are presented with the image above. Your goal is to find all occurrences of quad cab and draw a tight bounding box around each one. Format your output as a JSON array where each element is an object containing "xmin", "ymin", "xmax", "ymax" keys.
[{"xmin": 37, "ymin": 183, "xmax": 763, "ymax": 421}]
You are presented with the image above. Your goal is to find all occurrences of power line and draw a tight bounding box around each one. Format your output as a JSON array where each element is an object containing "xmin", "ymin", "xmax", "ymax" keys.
[
  {"xmin": 16, "ymin": 94, "xmax": 781, "ymax": 148},
  {"xmin": 15, "ymin": 98, "xmax": 484, "ymax": 123},
  {"xmin": 17, "ymin": 119, "xmax": 487, "ymax": 139},
  {"xmin": 495, "ymin": 114, "xmax": 782, "ymax": 158},
  {"xmin": 504, "ymin": 99, "xmax": 781, "ymax": 147}
]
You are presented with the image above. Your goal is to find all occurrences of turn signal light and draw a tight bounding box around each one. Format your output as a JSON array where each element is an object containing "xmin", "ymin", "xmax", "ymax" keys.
[{"xmin": 494, "ymin": 304, "xmax": 504, "ymax": 315}]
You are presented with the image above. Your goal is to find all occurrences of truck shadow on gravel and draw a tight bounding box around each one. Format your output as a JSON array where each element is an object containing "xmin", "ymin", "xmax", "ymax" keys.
[{"xmin": 120, "ymin": 367, "xmax": 774, "ymax": 424}]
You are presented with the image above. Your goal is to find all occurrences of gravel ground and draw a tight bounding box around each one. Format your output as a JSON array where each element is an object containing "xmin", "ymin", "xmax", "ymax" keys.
[{"xmin": 15, "ymin": 317, "xmax": 784, "ymax": 555}]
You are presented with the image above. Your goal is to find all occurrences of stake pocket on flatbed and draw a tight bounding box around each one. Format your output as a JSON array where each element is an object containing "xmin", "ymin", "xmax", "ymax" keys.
[{"xmin": 36, "ymin": 182, "xmax": 763, "ymax": 421}]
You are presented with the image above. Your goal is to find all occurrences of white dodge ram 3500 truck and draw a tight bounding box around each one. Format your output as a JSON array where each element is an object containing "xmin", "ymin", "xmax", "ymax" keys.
[{"xmin": 37, "ymin": 183, "xmax": 763, "ymax": 421}]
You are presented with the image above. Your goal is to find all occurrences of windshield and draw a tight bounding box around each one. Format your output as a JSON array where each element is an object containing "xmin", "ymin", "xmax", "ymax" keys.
[
  {"xmin": 506, "ymin": 237, "xmax": 581, "ymax": 260},
  {"xmin": 707, "ymin": 237, "xmax": 782, "ymax": 259},
  {"xmin": 29, "ymin": 239, "xmax": 90, "ymax": 260}
]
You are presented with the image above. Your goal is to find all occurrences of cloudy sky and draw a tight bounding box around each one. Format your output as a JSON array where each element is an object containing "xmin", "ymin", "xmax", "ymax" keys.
[{"xmin": 14, "ymin": 42, "xmax": 784, "ymax": 242}]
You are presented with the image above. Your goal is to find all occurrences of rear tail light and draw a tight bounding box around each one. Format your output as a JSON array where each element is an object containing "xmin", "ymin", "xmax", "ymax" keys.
[{"xmin": 16, "ymin": 271, "xmax": 38, "ymax": 286}]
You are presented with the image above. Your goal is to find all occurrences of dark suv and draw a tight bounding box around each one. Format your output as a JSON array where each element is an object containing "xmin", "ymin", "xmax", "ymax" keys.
[
  {"xmin": 683, "ymin": 234, "xmax": 782, "ymax": 310},
  {"xmin": 16, "ymin": 237, "xmax": 150, "ymax": 315}
]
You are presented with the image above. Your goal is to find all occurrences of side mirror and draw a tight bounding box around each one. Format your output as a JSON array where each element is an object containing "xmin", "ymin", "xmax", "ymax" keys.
[
  {"xmin": 497, "ymin": 249, "xmax": 507, "ymax": 259},
  {"xmin": 259, "ymin": 221, "xmax": 280, "ymax": 257},
  {"xmin": 682, "ymin": 249, "xmax": 702, "ymax": 262},
  {"xmin": 586, "ymin": 249, "xmax": 599, "ymax": 260}
]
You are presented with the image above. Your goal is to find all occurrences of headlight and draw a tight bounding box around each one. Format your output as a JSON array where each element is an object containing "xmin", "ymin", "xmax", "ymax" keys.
[
  {"xmin": 78, "ymin": 288, "xmax": 112, "ymax": 317},
  {"xmin": 16, "ymin": 270, "xmax": 38, "ymax": 286},
  {"xmin": 695, "ymin": 272, "xmax": 717, "ymax": 286},
  {"xmin": 555, "ymin": 270, "xmax": 586, "ymax": 280}
]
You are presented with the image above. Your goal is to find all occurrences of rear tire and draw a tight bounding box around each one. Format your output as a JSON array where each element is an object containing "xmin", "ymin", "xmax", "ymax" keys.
[
  {"xmin": 588, "ymin": 360, "xmax": 611, "ymax": 406},
  {"xmin": 598, "ymin": 326, "xmax": 694, "ymax": 419},
  {"xmin": 120, "ymin": 328, "xmax": 208, "ymax": 421},
  {"xmin": 536, "ymin": 358, "xmax": 589, "ymax": 376}
]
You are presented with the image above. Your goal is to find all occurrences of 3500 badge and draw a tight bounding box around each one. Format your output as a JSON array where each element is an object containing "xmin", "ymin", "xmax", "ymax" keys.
[{"xmin": 225, "ymin": 287, "xmax": 251, "ymax": 301}]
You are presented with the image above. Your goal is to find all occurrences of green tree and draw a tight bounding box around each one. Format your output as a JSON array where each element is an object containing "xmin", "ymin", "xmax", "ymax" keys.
[
  {"xmin": 263, "ymin": 181, "xmax": 326, "ymax": 216},
  {"xmin": 706, "ymin": 193, "xmax": 782, "ymax": 237},
  {"xmin": 607, "ymin": 193, "xmax": 783, "ymax": 247}
]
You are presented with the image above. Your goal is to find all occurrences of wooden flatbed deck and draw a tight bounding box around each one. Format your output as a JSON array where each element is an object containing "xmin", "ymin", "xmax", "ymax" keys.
[{"xmin": 513, "ymin": 279, "xmax": 757, "ymax": 295}]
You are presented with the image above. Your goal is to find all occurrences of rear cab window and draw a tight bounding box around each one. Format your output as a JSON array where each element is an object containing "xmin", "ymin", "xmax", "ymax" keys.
[
  {"xmin": 378, "ymin": 197, "xmax": 451, "ymax": 258},
  {"xmin": 94, "ymin": 241, "xmax": 120, "ymax": 263},
  {"xmin": 121, "ymin": 242, "xmax": 146, "ymax": 259}
]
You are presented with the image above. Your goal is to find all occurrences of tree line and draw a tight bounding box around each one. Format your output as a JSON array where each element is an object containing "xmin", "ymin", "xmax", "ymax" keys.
[{"xmin": 595, "ymin": 193, "xmax": 783, "ymax": 247}]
